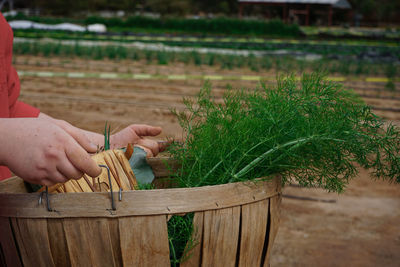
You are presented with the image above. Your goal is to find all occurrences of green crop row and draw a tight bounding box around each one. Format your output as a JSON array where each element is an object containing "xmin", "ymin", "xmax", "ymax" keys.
[
  {"xmin": 13, "ymin": 32, "xmax": 400, "ymax": 62},
  {"xmin": 13, "ymin": 42, "xmax": 398, "ymax": 79},
  {"xmin": 8, "ymin": 13, "xmax": 300, "ymax": 38}
]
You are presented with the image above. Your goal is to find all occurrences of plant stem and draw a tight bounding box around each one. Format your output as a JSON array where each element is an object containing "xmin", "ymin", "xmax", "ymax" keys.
[
  {"xmin": 233, "ymin": 135, "xmax": 344, "ymax": 180},
  {"xmin": 169, "ymin": 238, "xmax": 177, "ymax": 267},
  {"xmin": 200, "ymin": 147, "xmax": 239, "ymax": 183}
]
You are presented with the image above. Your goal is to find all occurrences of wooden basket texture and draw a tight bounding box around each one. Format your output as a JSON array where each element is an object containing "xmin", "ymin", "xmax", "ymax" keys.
[{"xmin": 0, "ymin": 157, "xmax": 281, "ymax": 267}]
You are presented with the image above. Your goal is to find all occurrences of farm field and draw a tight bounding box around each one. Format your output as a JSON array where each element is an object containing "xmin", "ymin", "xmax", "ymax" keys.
[{"xmin": 15, "ymin": 55, "xmax": 400, "ymax": 266}]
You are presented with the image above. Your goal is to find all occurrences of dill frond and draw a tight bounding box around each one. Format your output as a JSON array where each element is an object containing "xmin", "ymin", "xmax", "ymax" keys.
[{"xmin": 168, "ymin": 74, "xmax": 400, "ymax": 192}]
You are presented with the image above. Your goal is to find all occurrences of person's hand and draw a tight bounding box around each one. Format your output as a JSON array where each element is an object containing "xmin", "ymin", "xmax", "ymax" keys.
[
  {"xmin": 39, "ymin": 113, "xmax": 165, "ymax": 157},
  {"xmin": 0, "ymin": 118, "xmax": 101, "ymax": 186},
  {"xmin": 110, "ymin": 124, "xmax": 164, "ymax": 157}
]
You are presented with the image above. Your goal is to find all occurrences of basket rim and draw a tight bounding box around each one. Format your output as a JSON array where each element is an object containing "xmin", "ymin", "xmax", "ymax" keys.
[{"xmin": 0, "ymin": 176, "xmax": 281, "ymax": 219}]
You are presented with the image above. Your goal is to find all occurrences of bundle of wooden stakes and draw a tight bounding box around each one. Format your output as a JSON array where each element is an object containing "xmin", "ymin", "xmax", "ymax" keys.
[{"xmin": 42, "ymin": 146, "xmax": 138, "ymax": 194}]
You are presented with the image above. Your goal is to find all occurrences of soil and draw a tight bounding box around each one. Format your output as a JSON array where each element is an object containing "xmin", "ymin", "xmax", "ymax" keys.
[{"xmin": 15, "ymin": 55, "xmax": 400, "ymax": 266}]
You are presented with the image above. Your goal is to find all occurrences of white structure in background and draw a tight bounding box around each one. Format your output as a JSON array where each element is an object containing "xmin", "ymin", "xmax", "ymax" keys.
[
  {"xmin": 2, "ymin": 10, "xmax": 17, "ymax": 16},
  {"xmin": 87, "ymin": 23, "xmax": 107, "ymax": 33},
  {"xmin": 8, "ymin": 20, "xmax": 107, "ymax": 33}
]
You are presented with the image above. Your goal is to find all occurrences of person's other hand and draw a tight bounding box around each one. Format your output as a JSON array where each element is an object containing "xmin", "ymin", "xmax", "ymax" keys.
[
  {"xmin": 39, "ymin": 113, "xmax": 165, "ymax": 158},
  {"xmin": 110, "ymin": 124, "xmax": 164, "ymax": 157},
  {"xmin": 0, "ymin": 118, "xmax": 101, "ymax": 186}
]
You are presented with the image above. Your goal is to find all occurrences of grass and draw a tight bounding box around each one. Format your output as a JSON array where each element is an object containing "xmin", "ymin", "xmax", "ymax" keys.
[
  {"xmin": 12, "ymin": 41, "xmax": 400, "ymax": 77},
  {"xmin": 168, "ymin": 74, "xmax": 400, "ymax": 191},
  {"xmin": 13, "ymin": 29, "xmax": 400, "ymax": 57}
]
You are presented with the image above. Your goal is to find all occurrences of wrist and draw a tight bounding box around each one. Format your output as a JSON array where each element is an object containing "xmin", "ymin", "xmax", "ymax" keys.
[
  {"xmin": 38, "ymin": 112, "xmax": 54, "ymax": 121},
  {"xmin": 0, "ymin": 119, "xmax": 16, "ymax": 165}
]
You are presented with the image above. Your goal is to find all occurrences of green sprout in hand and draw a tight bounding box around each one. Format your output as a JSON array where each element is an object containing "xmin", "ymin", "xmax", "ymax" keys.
[{"xmin": 104, "ymin": 122, "xmax": 111, "ymax": 151}]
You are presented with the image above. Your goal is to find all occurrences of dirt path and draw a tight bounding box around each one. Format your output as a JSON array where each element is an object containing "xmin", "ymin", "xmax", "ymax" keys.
[
  {"xmin": 15, "ymin": 55, "xmax": 400, "ymax": 266},
  {"xmin": 272, "ymin": 169, "xmax": 400, "ymax": 266}
]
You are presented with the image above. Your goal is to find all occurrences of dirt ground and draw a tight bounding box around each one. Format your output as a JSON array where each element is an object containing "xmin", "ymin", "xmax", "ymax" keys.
[{"xmin": 15, "ymin": 55, "xmax": 400, "ymax": 266}]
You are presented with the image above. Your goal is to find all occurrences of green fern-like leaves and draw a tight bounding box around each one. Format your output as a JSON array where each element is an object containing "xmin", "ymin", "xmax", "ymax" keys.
[{"xmin": 169, "ymin": 74, "xmax": 400, "ymax": 192}]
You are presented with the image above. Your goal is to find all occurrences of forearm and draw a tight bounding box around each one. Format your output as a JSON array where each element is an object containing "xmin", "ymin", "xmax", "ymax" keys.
[{"xmin": 0, "ymin": 118, "xmax": 15, "ymax": 165}]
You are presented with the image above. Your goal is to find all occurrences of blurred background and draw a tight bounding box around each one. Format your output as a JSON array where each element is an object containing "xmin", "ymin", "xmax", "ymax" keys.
[{"xmin": 2, "ymin": 0, "xmax": 399, "ymax": 266}]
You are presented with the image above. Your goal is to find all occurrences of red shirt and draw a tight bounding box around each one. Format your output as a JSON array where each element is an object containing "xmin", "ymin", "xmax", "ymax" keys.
[{"xmin": 0, "ymin": 13, "xmax": 40, "ymax": 180}]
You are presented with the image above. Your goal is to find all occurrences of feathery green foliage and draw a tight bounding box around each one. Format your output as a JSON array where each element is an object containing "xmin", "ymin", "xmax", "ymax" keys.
[
  {"xmin": 167, "ymin": 213, "xmax": 196, "ymax": 266},
  {"xmin": 169, "ymin": 74, "xmax": 400, "ymax": 192}
]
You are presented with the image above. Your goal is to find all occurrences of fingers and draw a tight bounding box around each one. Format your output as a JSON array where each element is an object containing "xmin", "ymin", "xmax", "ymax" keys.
[
  {"xmin": 48, "ymin": 171, "xmax": 69, "ymax": 185},
  {"xmin": 57, "ymin": 155, "xmax": 84, "ymax": 180},
  {"xmin": 158, "ymin": 140, "xmax": 172, "ymax": 153},
  {"xmin": 135, "ymin": 145, "xmax": 154, "ymax": 158},
  {"xmin": 55, "ymin": 120, "xmax": 98, "ymax": 153},
  {"xmin": 39, "ymin": 171, "xmax": 68, "ymax": 186},
  {"xmin": 65, "ymin": 142, "xmax": 102, "ymax": 178},
  {"xmin": 130, "ymin": 124, "xmax": 162, "ymax": 137},
  {"xmin": 137, "ymin": 139, "xmax": 160, "ymax": 157}
]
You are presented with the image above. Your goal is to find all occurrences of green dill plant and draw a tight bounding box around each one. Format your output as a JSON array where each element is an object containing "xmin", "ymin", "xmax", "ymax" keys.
[
  {"xmin": 167, "ymin": 213, "xmax": 196, "ymax": 267},
  {"xmin": 169, "ymin": 74, "xmax": 400, "ymax": 192}
]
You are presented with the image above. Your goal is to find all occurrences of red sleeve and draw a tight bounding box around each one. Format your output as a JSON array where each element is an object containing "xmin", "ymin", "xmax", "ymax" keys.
[
  {"xmin": 1, "ymin": 12, "xmax": 40, "ymax": 118},
  {"xmin": 8, "ymin": 66, "xmax": 40, "ymax": 118}
]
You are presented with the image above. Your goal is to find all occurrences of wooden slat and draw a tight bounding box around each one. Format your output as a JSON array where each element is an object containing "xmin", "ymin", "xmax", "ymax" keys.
[
  {"xmin": 0, "ymin": 177, "xmax": 28, "ymax": 193},
  {"xmin": 124, "ymin": 143, "xmax": 134, "ymax": 159},
  {"xmin": 56, "ymin": 185, "xmax": 66, "ymax": 193},
  {"xmin": 82, "ymin": 174, "xmax": 97, "ymax": 192},
  {"xmin": 63, "ymin": 218, "xmax": 94, "ymax": 267},
  {"xmin": 11, "ymin": 218, "xmax": 56, "ymax": 267},
  {"xmin": 104, "ymin": 152, "xmax": 123, "ymax": 189},
  {"xmin": 63, "ymin": 181, "xmax": 77, "ymax": 193},
  {"xmin": 47, "ymin": 219, "xmax": 71, "ymax": 266},
  {"xmin": 238, "ymin": 199, "xmax": 269, "ymax": 267},
  {"xmin": 0, "ymin": 178, "xmax": 280, "ymax": 218},
  {"xmin": 202, "ymin": 206, "xmax": 241, "ymax": 266},
  {"xmin": 108, "ymin": 218, "xmax": 123, "ymax": 267},
  {"xmin": 119, "ymin": 215, "xmax": 170, "ymax": 266},
  {"xmin": 63, "ymin": 218, "xmax": 117, "ymax": 266},
  {"xmin": 93, "ymin": 153, "xmax": 120, "ymax": 192},
  {"xmin": 108, "ymin": 150, "xmax": 132, "ymax": 190},
  {"xmin": 180, "ymin": 212, "xmax": 204, "ymax": 267},
  {"xmin": 263, "ymin": 194, "xmax": 282, "ymax": 267},
  {"xmin": 69, "ymin": 180, "xmax": 83, "ymax": 193},
  {"xmin": 114, "ymin": 150, "xmax": 138, "ymax": 189},
  {"xmin": 0, "ymin": 217, "xmax": 22, "ymax": 267},
  {"xmin": 76, "ymin": 175, "xmax": 94, "ymax": 192},
  {"xmin": 86, "ymin": 218, "xmax": 118, "ymax": 266}
]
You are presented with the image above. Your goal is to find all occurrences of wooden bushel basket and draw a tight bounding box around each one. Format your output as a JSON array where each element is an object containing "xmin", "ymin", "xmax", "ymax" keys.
[{"xmin": 0, "ymin": 158, "xmax": 282, "ymax": 267}]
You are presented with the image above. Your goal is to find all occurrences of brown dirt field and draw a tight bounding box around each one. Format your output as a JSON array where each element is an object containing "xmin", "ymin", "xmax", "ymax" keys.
[{"xmin": 15, "ymin": 55, "xmax": 400, "ymax": 266}]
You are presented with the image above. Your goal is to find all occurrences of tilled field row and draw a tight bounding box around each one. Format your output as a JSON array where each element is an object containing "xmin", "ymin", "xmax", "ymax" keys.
[
  {"xmin": 20, "ymin": 76, "xmax": 400, "ymax": 115},
  {"xmin": 14, "ymin": 34, "xmax": 399, "ymax": 48},
  {"xmin": 17, "ymin": 70, "xmax": 399, "ymax": 83},
  {"xmin": 20, "ymin": 75, "xmax": 400, "ymax": 102},
  {"xmin": 19, "ymin": 74, "xmax": 400, "ymax": 100}
]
